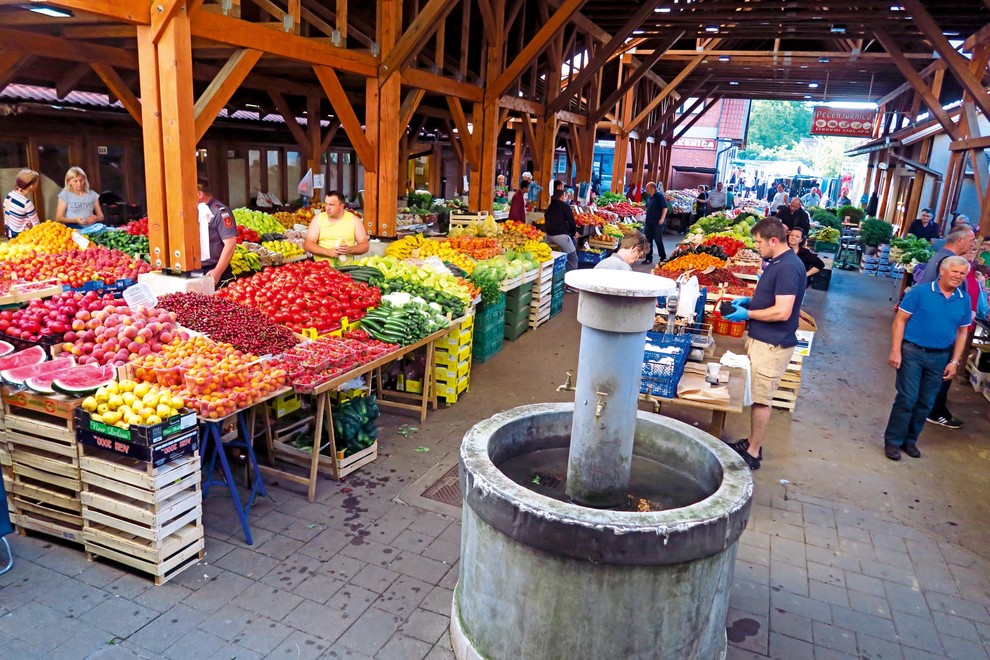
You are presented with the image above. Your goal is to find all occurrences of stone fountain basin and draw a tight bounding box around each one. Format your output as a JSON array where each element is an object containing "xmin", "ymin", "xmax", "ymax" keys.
[{"xmin": 459, "ymin": 403, "xmax": 753, "ymax": 565}]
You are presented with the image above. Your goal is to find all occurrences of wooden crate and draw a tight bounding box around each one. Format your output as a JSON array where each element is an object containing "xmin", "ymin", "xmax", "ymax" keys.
[
  {"xmin": 79, "ymin": 445, "xmax": 204, "ymax": 585},
  {"xmin": 771, "ymin": 370, "xmax": 801, "ymax": 412}
]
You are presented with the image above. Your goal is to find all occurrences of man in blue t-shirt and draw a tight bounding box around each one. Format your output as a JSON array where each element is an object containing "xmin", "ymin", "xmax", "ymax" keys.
[
  {"xmin": 882, "ymin": 257, "xmax": 972, "ymax": 461},
  {"xmin": 723, "ymin": 218, "xmax": 807, "ymax": 470}
]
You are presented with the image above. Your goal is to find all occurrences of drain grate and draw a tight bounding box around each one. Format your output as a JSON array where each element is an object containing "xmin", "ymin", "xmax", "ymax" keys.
[{"xmin": 421, "ymin": 464, "xmax": 462, "ymax": 506}]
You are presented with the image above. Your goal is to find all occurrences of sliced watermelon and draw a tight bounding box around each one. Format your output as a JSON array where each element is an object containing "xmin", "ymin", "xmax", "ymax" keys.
[
  {"xmin": 2, "ymin": 355, "xmax": 76, "ymax": 387},
  {"xmin": 52, "ymin": 364, "xmax": 116, "ymax": 396},
  {"xmin": 0, "ymin": 340, "xmax": 13, "ymax": 357},
  {"xmin": 0, "ymin": 346, "xmax": 46, "ymax": 372},
  {"xmin": 25, "ymin": 361, "xmax": 81, "ymax": 394}
]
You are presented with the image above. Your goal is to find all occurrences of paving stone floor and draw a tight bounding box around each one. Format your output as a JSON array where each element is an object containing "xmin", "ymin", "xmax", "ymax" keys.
[{"xmin": 1, "ymin": 266, "xmax": 989, "ymax": 659}]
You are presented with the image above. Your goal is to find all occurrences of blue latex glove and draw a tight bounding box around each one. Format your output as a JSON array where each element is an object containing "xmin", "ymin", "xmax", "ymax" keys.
[
  {"xmin": 725, "ymin": 306, "xmax": 749, "ymax": 322},
  {"xmin": 733, "ymin": 296, "xmax": 751, "ymax": 308}
]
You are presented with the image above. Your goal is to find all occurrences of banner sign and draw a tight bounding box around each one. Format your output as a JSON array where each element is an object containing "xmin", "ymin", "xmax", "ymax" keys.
[
  {"xmin": 810, "ymin": 107, "xmax": 877, "ymax": 137},
  {"xmin": 676, "ymin": 137, "xmax": 717, "ymax": 150}
]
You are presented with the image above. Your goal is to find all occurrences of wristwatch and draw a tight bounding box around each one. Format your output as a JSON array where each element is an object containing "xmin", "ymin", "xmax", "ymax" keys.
[{"xmin": 948, "ymin": 360, "xmax": 960, "ymax": 366}]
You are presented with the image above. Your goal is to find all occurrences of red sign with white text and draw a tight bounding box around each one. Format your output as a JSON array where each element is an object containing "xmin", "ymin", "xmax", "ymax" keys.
[{"xmin": 810, "ymin": 107, "xmax": 877, "ymax": 137}]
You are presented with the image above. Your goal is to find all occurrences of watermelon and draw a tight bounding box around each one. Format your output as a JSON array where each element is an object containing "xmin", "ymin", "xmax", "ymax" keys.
[
  {"xmin": 0, "ymin": 340, "xmax": 13, "ymax": 357},
  {"xmin": 2, "ymin": 355, "xmax": 76, "ymax": 387},
  {"xmin": 52, "ymin": 364, "xmax": 116, "ymax": 396},
  {"xmin": 0, "ymin": 346, "xmax": 46, "ymax": 372}
]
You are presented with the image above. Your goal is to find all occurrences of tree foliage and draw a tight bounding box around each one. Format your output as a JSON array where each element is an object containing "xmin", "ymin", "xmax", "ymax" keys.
[{"xmin": 741, "ymin": 101, "xmax": 814, "ymax": 156}]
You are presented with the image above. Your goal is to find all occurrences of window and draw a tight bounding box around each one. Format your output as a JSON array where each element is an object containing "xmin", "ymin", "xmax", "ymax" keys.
[
  {"xmin": 286, "ymin": 151, "xmax": 302, "ymax": 203},
  {"xmin": 248, "ymin": 149, "xmax": 261, "ymax": 202},
  {"xmin": 266, "ymin": 150, "xmax": 281, "ymax": 200},
  {"xmin": 97, "ymin": 145, "xmax": 126, "ymax": 199}
]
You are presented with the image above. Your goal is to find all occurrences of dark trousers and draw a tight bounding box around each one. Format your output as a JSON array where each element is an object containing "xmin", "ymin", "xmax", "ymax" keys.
[
  {"xmin": 643, "ymin": 222, "xmax": 667, "ymax": 261},
  {"xmin": 928, "ymin": 379, "xmax": 953, "ymax": 420},
  {"xmin": 883, "ymin": 343, "xmax": 950, "ymax": 449}
]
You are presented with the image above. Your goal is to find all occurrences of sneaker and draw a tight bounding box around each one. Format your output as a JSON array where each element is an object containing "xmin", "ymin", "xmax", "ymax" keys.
[
  {"xmin": 926, "ymin": 416, "xmax": 963, "ymax": 429},
  {"xmin": 641, "ymin": 258, "xmax": 653, "ymax": 265},
  {"xmin": 903, "ymin": 446, "xmax": 921, "ymax": 458},
  {"xmin": 738, "ymin": 450, "xmax": 761, "ymax": 471},
  {"xmin": 884, "ymin": 445, "xmax": 901, "ymax": 461},
  {"xmin": 726, "ymin": 439, "xmax": 763, "ymax": 461}
]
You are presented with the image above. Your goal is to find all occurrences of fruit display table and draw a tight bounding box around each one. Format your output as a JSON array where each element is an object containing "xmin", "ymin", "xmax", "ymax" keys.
[{"xmin": 258, "ymin": 321, "xmax": 462, "ymax": 502}]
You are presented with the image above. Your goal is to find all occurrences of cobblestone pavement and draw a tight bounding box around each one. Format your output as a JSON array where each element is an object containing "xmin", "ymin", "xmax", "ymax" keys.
[{"xmin": 1, "ymin": 269, "xmax": 989, "ymax": 659}]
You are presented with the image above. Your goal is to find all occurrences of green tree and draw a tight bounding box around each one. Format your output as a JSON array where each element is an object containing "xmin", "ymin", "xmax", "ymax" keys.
[{"xmin": 738, "ymin": 101, "xmax": 814, "ymax": 158}]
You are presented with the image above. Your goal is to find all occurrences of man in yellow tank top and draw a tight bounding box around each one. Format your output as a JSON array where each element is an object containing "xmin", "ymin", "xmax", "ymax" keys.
[{"xmin": 304, "ymin": 190, "xmax": 370, "ymax": 264}]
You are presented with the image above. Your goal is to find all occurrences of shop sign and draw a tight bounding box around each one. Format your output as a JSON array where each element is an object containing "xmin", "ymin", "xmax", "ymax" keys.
[
  {"xmin": 810, "ymin": 107, "xmax": 877, "ymax": 137},
  {"xmin": 676, "ymin": 137, "xmax": 716, "ymax": 150}
]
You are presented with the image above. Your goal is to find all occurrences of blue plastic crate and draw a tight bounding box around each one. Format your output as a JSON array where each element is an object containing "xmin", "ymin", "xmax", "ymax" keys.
[
  {"xmin": 640, "ymin": 332, "xmax": 692, "ymax": 399},
  {"xmin": 553, "ymin": 253, "xmax": 567, "ymax": 274},
  {"xmin": 657, "ymin": 287, "xmax": 707, "ymax": 322}
]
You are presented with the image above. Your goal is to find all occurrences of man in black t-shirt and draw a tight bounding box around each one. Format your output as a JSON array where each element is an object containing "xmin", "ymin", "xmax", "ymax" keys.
[
  {"xmin": 778, "ymin": 198, "xmax": 811, "ymax": 236},
  {"xmin": 906, "ymin": 208, "xmax": 940, "ymax": 242},
  {"xmin": 723, "ymin": 218, "xmax": 807, "ymax": 470}
]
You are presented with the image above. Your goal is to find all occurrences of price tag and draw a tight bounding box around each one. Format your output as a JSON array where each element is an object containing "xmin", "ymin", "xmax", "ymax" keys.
[{"xmin": 71, "ymin": 231, "xmax": 90, "ymax": 249}]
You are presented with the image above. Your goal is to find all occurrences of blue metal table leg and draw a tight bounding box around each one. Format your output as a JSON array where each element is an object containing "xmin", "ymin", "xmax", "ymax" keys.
[
  {"xmin": 235, "ymin": 410, "xmax": 267, "ymax": 513},
  {"xmin": 200, "ymin": 423, "xmax": 218, "ymax": 498},
  {"xmin": 201, "ymin": 420, "xmax": 254, "ymax": 545}
]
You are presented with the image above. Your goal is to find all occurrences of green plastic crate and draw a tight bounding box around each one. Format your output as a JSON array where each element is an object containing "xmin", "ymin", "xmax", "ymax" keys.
[
  {"xmin": 504, "ymin": 302, "xmax": 532, "ymax": 325},
  {"xmin": 505, "ymin": 292, "xmax": 533, "ymax": 315},
  {"xmin": 550, "ymin": 295, "xmax": 563, "ymax": 318},
  {"xmin": 505, "ymin": 282, "xmax": 534, "ymax": 300},
  {"xmin": 475, "ymin": 294, "xmax": 506, "ymax": 332},
  {"xmin": 504, "ymin": 316, "xmax": 529, "ymax": 341},
  {"xmin": 473, "ymin": 327, "xmax": 503, "ymax": 362},
  {"xmin": 552, "ymin": 269, "xmax": 565, "ymax": 285}
]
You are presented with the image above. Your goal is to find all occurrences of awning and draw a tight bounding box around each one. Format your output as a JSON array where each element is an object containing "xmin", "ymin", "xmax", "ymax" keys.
[
  {"xmin": 844, "ymin": 136, "xmax": 900, "ymax": 158},
  {"xmin": 672, "ymin": 166, "xmax": 718, "ymax": 174}
]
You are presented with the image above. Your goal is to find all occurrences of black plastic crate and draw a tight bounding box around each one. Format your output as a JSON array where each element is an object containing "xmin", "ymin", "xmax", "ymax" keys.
[
  {"xmin": 809, "ymin": 270, "xmax": 832, "ymax": 291},
  {"xmin": 76, "ymin": 426, "xmax": 199, "ymax": 468}
]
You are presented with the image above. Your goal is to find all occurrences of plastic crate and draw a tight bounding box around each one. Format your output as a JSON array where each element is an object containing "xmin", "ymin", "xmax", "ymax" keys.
[
  {"xmin": 552, "ymin": 269, "xmax": 565, "ymax": 285},
  {"xmin": 504, "ymin": 316, "xmax": 529, "ymax": 341},
  {"xmin": 711, "ymin": 315, "xmax": 746, "ymax": 338},
  {"xmin": 577, "ymin": 250, "xmax": 605, "ymax": 268},
  {"xmin": 552, "ymin": 252, "xmax": 567, "ymax": 274},
  {"xmin": 640, "ymin": 333, "xmax": 692, "ymax": 399},
  {"xmin": 475, "ymin": 294, "xmax": 506, "ymax": 332},
  {"xmin": 505, "ymin": 282, "xmax": 534, "ymax": 299},
  {"xmin": 505, "ymin": 292, "xmax": 533, "ymax": 316},
  {"xmin": 550, "ymin": 296, "xmax": 563, "ymax": 318},
  {"xmin": 472, "ymin": 330, "xmax": 503, "ymax": 363}
]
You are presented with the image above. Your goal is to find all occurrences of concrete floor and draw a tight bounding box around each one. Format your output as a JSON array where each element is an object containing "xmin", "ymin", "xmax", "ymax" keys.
[{"xmin": 1, "ymin": 261, "xmax": 989, "ymax": 659}]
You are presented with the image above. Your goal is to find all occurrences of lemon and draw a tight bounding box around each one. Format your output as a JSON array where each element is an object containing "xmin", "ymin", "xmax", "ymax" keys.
[
  {"xmin": 91, "ymin": 413, "xmax": 103, "ymax": 423},
  {"xmin": 122, "ymin": 392, "xmax": 138, "ymax": 407},
  {"xmin": 102, "ymin": 411, "xmax": 122, "ymax": 425},
  {"xmin": 145, "ymin": 414, "xmax": 162, "ymax": 425},
  {"xmin": 95, "ymin": 389, "xmax": 109, "ymax": 404},
  {"xmin": 126, "ymin": 413, "xmax": 143, "ymax": 426},
  {"xmin": 170, "ymin": 396, "xmax": 185, "ymax": 410},
  {"xmin": 106, "ymin": 382, "xmax": 119, "ymax": 395},
  {"xmin": 97, "ymin": 403, "xmax": 110, "ymax": 415},
  {"xmin": 118, "ymin": 380, "xmax": 135, "ymax": 393},
  {"xmin": 142, "ymin": 393, "xmax": 160, "ymax": 409},
  {"xmin": 138, "ymin": 407, "xmax": 155, "ymax": 421},
  {"xmin": 133, "ymin": 382, "xmax": 151, "ymax": 398},
  {"xmin": 81, "ymin": 396, "xmax": 98, "ymax": 412},
  {"xmin": 155, "ymin": 404, "xmax": 172, "ymax": 419},
  {"xmin": 108, "ymin": 394, "xmax": 124, "ymax": 410}
]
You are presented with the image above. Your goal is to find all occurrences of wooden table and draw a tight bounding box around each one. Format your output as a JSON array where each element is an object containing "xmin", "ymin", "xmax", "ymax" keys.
[
  {"xmin": 639, "ymin": 366, "xmax": 746, "ymax": 439},
  {"xmin": 258, "ymin": 320, "xmax": 464, "ymax": 502}
]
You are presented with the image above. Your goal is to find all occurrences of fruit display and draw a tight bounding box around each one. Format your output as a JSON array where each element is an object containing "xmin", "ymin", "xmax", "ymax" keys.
[
  {"xmin": 601, "ymin": 202, "xmax": 643, "ymax": 219},
  {"xmin": 693, "ymin": 268, "xmax": 748, "ymax": 289},
  {"xmin": 232, "ymin": 208, "xmax": 284, "ymax": 235},
  {"xmin": 502, "ymin": 220, "xmax": 544, "ymax": 242},
  {"xmin": 0, "ymin": 247, "xmax": 151, "ymax": 289},
  {"xmin": 123, "ymin": 217, "xmax": 149, "ymax": 235},
  {"xmin": 600, "ymin": 224, "xmax": 623, "ymax": 239},
  {"xmin": 671, "ymin": 244, "xmax": 728, "ymax": 261},
  {"xmin": 0, "ymin": 222, "xmax": 78, "ymax": 260},
  {"xmin": 230, "ymin": 245, "xmax": 262, "ymax": 276},
  {"xmin": 236, "ymin": 225, "xmax": 261, "ymax": 244},
  {"xmin": 384, "ymin": 235, "xmax": 478, "ymax": 274},
  {"xmin": 0, "ymin": 340, "xmax": 13, "ymax": 356},
  {"xmin": 50, "ymin": 364, "xmax": 116, "ymax": 396},
  {"xmin": 87, "ymin": 229, "xmax": 150, "ymax": 257},
  {"xmin": 60, "ymin": 304, "xmax": 181, "ymax": 367},
  {"xmin": 273, "ymin": 207, "xmax": 315, "ymax": 229},
  {"xmin": 156, "ymin": 292, "xmax": 299, "ymax": 355},
  {"xmin": 240, "ymin": 241, "xmax": 285, "ymax": 267},
  {"xmin": 521, "ymin": 240, "xmax": 552, "ymax": 262},
  {"xmin": 262, "ymin": 240, "xmax": 306, "ymax": 260},
  {"xmin": 10, "ymin": 356, "xmax": 78, "ymax": 393},
  {"xmin": 447, "ymin": 214, "xmax": 500, "ymax": 238},
  {"xmin": 665, "ymin": 189, "xmax": 699, "ymax": 214},
  {"xmin": 81, "ymin": 379, "xmax": 186, "ymax": 428},
  {"xmin": 446, "ymin": 235, "xmax": 503, "ymax": 260},
  {"xmin": 359, "ymin": 295, "xmax": 451, "ymax": 345},
  {"xmin": 282, "ymin": 335, "xmax": 399, "ymax": 392},
  {"xmin": 575, "ymin": 211, "xmax": 606, "ymax": 227},
  {"xmin": 0, "ymin": 345, "xmax": 47, "ymax": 372},
  {"xmin": 218, "ymin": 261, "xmax": 381, "ymax": 335},
  {"xmin": 129, "ymin": 334, "xmax": 287, "ymax": 419},
  {"xmin": 702, "ymin": 235, "xmax": 746, "ymax": 258},
  {"xmin": 0, "ymin": 290, "xmax": 117, "ymax": 342},
  {"xmin": 356, "ymin": 256, "xmax": 473, "ymax": 305},
  {"xmin": 653, "ymin": 252, "xmax": 726, "ymax": 278}
]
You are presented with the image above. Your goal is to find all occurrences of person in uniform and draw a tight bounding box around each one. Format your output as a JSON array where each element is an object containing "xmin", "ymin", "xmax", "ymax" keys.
[{"xmin": 196, "ymin": 178, "xmax": 237, "ymax": 284}]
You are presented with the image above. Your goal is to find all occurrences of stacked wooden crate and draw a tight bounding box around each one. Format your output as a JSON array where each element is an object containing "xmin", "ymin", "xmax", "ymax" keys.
[
  {"xmin": 2, "ymin": 387, "xmax": 85, "ymax": 543},
  {"xmin": 78, "ymin": 445, "xmax": 204, "ymax": 585},
  {"xmin": 0, "ymin": 407, "xmax": 12, "ymax": 517},
  {"xmin": 528, "ymin": 254, "xmax": 559, "ymax": 329},
  {"xmin": 771, "ymin": 353, "xmax": 802, "ymax": 412}
]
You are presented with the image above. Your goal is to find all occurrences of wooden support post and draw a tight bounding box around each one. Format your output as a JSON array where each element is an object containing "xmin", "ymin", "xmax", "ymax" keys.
[
  {"xmin": 630, "ymin": 138, "xmax": 645, "ymax": 194},
  {"xmin": 469, "ymin": 0, "xmax": 506, "ymax": 212},
  {"xmin": 136, "ymin": 26, "xmax": 168, "ymax": 270},
  {"xmin": 512, "ymin": 126, "xmax": 524, "ymax": 187},
  {"xmin": 371, "ymin": 0, "xmax": 402, "ymax": 236},
  {"xmin": 307, "ymin": 95, "xmax": 323, "ymax": 198}
]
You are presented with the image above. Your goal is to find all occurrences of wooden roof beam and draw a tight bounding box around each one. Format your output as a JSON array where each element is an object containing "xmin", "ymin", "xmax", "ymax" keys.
[
  {"xmin": 150, "ymin": 0, "xmax": 186, "ymax": 44},
  {"xmin": 268, "ymin": 91, "xmax": 313, "ymax": 157},
  {"xmin": 547, "ymin": 0, "xmax": 664, "ymax": 115},
  {"xmin": 626, "ymin": 45, "xmax": 714, "ymax": 134},
  {"xmin": 590, "ymin": 31, "xmax": 684, "ymax": 124},
  {"xmin": 42, "ymin": 0, "xmax": 150, "ymax": 24},
  {"xmin": 313, "ymin": 65, "xmax": 376, "ymax": 170},
  {"xmin": 194, "ymin": 48, "xmax": 263, "ymax": 142},
  {"xmin": 91, "ymin": 64, "xmax": 142, "ymax": 126},
  {"xmin": 320, "ymin": 120, "xmax": 342, "ymax": 153},
  {"xmin": 189, "ymin": 10, "xmax": 377, "ymax": 77},
  {"xmin": 380, "ymin": 0, "xmax": 460, "ymax": 85},
  {"xmin": 445, "ymin": 96, "xmax": 479, "ymax": 169},
  {"xmin": 401, "ymin": 67, "xmax": 483, "ymax": 102},
  {"xmin": 399, "ymin": 88, "xmax": 426, "ymax": 129},
  {"xmin": 874, "ymin": 29, "xmax": 961, "ymax": 141},
  {"xmin": 901, "ymin": 0, "xmax": 990, "ymax": 120},
  {"xmin": 644, "ymin": 74, "xmax": 712, "ymax": 138},
  {"xmin": 668, "ymin": 95, "xmax": 721, "ymax": 142},
  {"xmin": 487, "ymin": 0, "xmax": 587, "ymax": 101},
  {"xmin": 476, "ymin": 0, "xmax": 499, "ymax": 46},
  {"xmin": 875, "ymin": 59, "xmax": 945, "ymax": 106},
  {"xmin": 0, "ymin": 27, "xmax": 138, "ymax": 68}
]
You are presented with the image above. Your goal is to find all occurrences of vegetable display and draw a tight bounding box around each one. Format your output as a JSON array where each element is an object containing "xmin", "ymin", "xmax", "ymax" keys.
[
  {"xmin": 595, "ymin": 191, "xmax": 627, "ymax": 205},
  {"xmin": 287, "ymin": 394, "xmax": 379, "ymax": 457},
  {"xmin": 156, "ymin": 292, "xmax": 299, "ymax": 355},
  {"xmin": 356, "ymin": 255, "xmax": 473, "ymax": 305},
  {"xmin": 811, "ymin": 227, "xmax": 841, "ymax": 243},
  {"xmin": 701, "ymin": 235, "xmax": 746, "ymax": 257},
  {"xmin": 218, "ymin": 261, "xmax": 381, "ymax": 335},
  {"xmin": 859, "ymin": 217, "xmax": 894, "ymax": 247},
  {"xmin": 359, "ymin": 295, "xmax": 451, "ymax": 345},
  {"xmin": 372, "ymin": 279, "xmax": 465, "ymax": 318},
  {"xmin": 88, "ymin": 229, "xmax": 150, "ymax": 258},
  {"xmin": 889, "ymin": 236, "xmax": 935, "ymax": 265},
  {"xmin": 232, "ymin": 208, "xmax": 284, "ymax": 235}
]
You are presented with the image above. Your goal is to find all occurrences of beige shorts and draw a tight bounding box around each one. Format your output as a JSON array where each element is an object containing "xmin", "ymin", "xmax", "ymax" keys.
[{"xmin": 747, "ymin": 337, "xmax": 796, "ymax": 406}]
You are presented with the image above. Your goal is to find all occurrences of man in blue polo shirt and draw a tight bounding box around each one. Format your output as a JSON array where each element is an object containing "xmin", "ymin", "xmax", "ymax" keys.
[
  {"xmin": 723, "ymin": 217, "xmax": 807, "ymax": 470},
  {"xmin": 883, "ymin": 256, "xmax": 972, "ymax": 461}
]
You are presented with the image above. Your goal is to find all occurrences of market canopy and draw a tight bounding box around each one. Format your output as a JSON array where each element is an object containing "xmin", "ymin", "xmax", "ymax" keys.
[{"xmin": 0, "ymin": 0, "xmax": 988, "ymax": 256}]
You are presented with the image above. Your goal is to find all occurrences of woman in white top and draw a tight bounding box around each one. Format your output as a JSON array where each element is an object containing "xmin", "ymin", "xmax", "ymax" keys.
[
  {"xmin": 2, "ymin": 169, "xmax": 41, "ymax": 238},
  {"xmin": 56, "ymin": 166, "xmax": 103, "ymax": 229}
]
